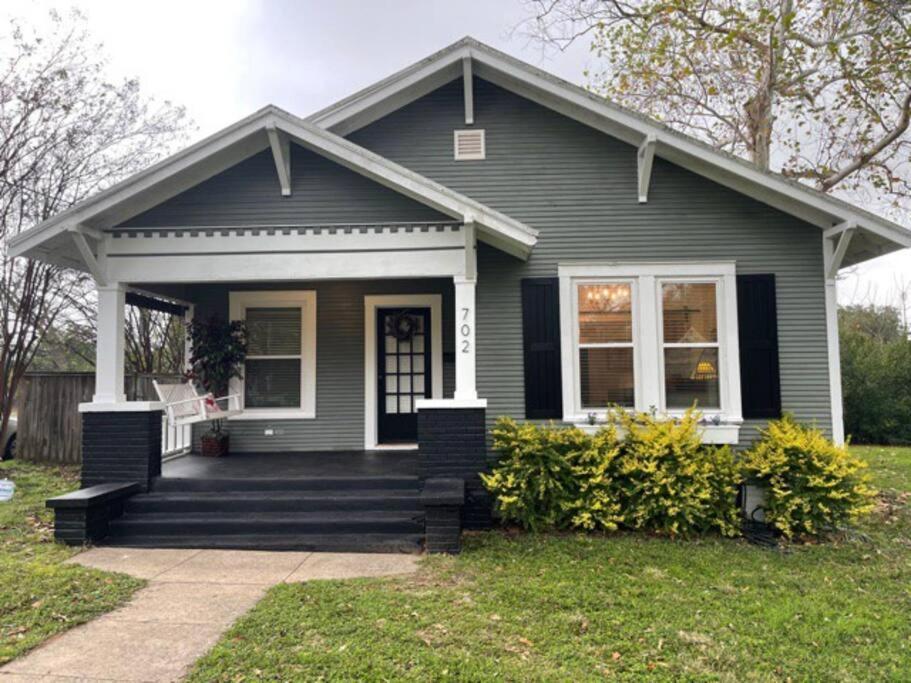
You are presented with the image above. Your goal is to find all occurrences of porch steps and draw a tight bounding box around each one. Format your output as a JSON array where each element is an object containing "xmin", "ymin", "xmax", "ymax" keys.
[
  {"xmin": 125, "ymin": 490, "xmax": 422, "ymax": 513},
  {"xmin": 103, "ymin": 474, "xmax": 426, "ymax": 553}
]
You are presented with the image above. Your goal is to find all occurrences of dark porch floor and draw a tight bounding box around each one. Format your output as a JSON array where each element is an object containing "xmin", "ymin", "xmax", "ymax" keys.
[{"xmin": 162, "ymin": 450, "xmax": 420, "ymax": 479}]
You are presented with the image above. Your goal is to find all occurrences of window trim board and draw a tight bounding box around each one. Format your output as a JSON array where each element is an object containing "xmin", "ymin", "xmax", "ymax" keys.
[
  {"xmin": 559, "ymin": 261, "xmax": 743, "ymax": 438},
  {"xmin": 228, "ymin": 290, "xmax": 317, "ymax": 420}
]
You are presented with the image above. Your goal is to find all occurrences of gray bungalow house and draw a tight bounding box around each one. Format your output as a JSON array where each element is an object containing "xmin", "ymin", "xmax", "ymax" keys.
[{"xmin": 13, "ymin": 38, "xmax": 911, "ymax": 553}]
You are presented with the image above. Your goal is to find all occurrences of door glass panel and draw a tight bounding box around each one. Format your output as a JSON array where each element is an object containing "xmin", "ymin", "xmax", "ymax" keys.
[
  {"xmin": 413, "ymin": 335, "xmax": 424, "ymax": 352},
  {"xmin": 385, "ymin": 335, "xmax": 397, "ymax": 353},
  {"xmin": 413, "ymin": 375, "xmax": 425, "ymax": 393},
  {"xmin": 399, "ymin": 356, "xmax": 411, "ymax": 373},
  {"xmin": 400, "ymin": 395, "xmax": 412, "ymax": 413},
  {"xmin": 385, "ymin": 356, "xmax": 397, "ymax": 373},
  {"xmin": 385, "ymin": 395, "xmax": 398, "ymax": 414}
]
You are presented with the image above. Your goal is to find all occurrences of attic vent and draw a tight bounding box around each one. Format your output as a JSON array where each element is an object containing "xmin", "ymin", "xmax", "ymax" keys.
[{"xmin": 454, "ymin": 129, "xmax": 485, "ymax": 160}]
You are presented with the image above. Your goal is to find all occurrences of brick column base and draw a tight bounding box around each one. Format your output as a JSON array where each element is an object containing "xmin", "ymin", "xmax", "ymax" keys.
[
  {"xmin": 416, "ymin": 404, "xmax": 491, "ymax": 529},
  {"xmin": 81, "ymin": 409, "xmax": 163, "ymax": 491}
]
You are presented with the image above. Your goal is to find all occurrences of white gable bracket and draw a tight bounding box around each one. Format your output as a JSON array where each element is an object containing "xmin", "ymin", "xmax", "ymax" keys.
[
  {"xmin": 823, "ymin": 220, "xmax": 857, "ymax": 239},
  {"xmin": 463, "ymin": 56, "xmax": 474, "ymax": 125},
  {"xmin": 266, "ymin": 124, "xmax": 292, "ymax": 196},
  {"xmin": 826, "ymin": 226, "xmax": 857, "ymax": 279},
  {"xmin": 68, "ymin": 228, "xmax": 107, "ymax": 286},
  {"xmin": 638, "ymin": 134, "xmax": 657, "ymax": 203}
]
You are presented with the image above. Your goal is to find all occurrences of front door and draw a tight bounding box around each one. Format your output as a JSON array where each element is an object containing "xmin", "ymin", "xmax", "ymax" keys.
[{"xmin": 377, "ymin": 307, "xmax": 431, "ymax": 444}]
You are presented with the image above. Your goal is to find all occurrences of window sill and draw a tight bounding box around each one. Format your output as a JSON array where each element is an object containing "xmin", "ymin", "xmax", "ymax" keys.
[
  {"xmin": 572, "ymin": 421, "xmax": 741, "ymax": 445},
  {"xmin": 228, "ymin": 410, "xmax": 315, "ymax": 421}
]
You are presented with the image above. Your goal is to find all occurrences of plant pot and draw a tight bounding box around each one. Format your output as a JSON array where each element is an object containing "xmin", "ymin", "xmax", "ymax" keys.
[{"xmin": 200, "ymin": 433, "xmax": 229, "ymax": 458}]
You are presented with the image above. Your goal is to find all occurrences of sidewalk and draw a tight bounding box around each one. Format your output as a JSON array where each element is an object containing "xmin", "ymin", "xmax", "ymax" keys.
[{"xmin": 0, "ymin": 547, "xmax": 418, "ymax": 682}]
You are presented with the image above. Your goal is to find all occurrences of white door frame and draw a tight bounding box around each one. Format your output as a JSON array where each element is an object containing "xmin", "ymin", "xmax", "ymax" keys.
[{"xmin": 364, "ymin": 294, "xmax": 443, "ymax": 449}]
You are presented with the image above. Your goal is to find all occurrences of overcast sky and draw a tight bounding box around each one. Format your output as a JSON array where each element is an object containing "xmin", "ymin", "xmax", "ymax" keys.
[{"xmin": 6, "ymin": 0, "xmax": 910, "ymax": 310}]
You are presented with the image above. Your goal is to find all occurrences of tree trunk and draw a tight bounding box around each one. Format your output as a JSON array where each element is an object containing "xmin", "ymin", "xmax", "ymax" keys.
[{"xmin": 744, "ymin": 0, "xmax": 792, "ymax": 171}]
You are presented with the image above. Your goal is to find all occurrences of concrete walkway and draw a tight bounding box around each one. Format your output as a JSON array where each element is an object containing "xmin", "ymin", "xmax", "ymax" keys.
[{"xmin": 0, "ymin": 547, "xmax": 419, "ymax": 682}]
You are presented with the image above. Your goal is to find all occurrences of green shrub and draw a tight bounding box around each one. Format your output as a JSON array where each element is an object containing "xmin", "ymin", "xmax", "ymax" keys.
[
  {"xmin": 741, "ymin": 415, "xmax": 877, "ymax": 538},
  {"xmin": 482, "ymin": 409, "xmax": 741, "ymax": 537},
  {"xmin": 612, "ymin": 409, "xmax": 742, "ymax": 537},
  {"xmin": 482, "ymin": 418, "xmax": 624, "ymax": 532}
]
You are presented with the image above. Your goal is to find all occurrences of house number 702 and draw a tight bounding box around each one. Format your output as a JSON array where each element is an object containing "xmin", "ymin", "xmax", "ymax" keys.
[{"xmin": 460, "ymin": 307, "xmax": 471, "ymax": 353}]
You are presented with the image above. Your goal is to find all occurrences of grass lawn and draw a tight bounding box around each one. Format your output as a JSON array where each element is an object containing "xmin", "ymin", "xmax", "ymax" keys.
[
  {"xmin": 0, "ymin": 461, "xmax": 143, "ymax": 664},
  {"xmin": 190, "ymin": 446, "xmax": 911, "ymax": 682}
]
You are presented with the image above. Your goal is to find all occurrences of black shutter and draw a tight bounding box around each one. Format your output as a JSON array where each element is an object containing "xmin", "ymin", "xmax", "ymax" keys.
[
  {"xmin": 737, "ymin": 274, "xmax": 782, "ymax": 419},
  {"xmin": 521, "ymin": 277, "xmax": 563, "ymax": 419}
]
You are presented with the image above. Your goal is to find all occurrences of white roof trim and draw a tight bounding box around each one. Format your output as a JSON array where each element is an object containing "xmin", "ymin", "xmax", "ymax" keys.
[
  {"xmin": 310, "ymin": 37, "xmax": 911, "ymax": 266},
  {"xmin": 10, "ymin": 105, "xmax": 537, "ymax": 263}
]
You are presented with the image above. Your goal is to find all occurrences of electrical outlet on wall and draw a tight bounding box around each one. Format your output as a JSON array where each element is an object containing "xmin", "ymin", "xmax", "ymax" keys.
[{"xmin": 263, "ymin": 427, "xmax": 284, "ymax": 437}]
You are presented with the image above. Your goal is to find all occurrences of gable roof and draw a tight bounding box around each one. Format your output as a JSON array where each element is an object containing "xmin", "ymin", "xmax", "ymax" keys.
[
  {"xmin": 309, "ymin": 37, "xmax": 911, "ymax": 268},
  {"xmin": 9, "ymin": 104, "xmax": 538, "ymax": 268}
]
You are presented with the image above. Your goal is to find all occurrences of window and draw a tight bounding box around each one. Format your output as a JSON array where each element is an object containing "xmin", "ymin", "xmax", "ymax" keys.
[
  {"xmin": 244, "ymin": 308, "xmax": 302, "ymax": 409},
  {"xmin": 559, "ymin": 262, "xmax": 742, "ymax": 442},
  {"xmin": 661, "ymin": 282, "xmax": 720, "ymax": 409},
  {"xmin": 577, "ymin": 283, "xmax": 635, "ymax": 408},
  {"xmin": 228, "ymin": 291, "xmax": 316, "ymax": 419}
]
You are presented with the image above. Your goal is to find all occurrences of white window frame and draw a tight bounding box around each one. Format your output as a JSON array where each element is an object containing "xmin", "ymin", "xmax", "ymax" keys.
[
  {"xmin": 574, "ymin": 278, "xmax": 640, "ymax": 411},
  {"xmin": 657, "ymin": 277, "xmax": 726, "ymax": 415},
  {"xmin": 559, "ymin": 261, "xmax": 742, "ymax": 443},
  {"xmin": 228, "ymin": 290, "xmax": 317, "ymax": 420}
]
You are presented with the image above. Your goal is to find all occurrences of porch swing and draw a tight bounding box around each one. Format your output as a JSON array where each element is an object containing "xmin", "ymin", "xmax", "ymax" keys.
[{"xmin": 152, "ymin": 380, "xmax": 243, "ymax": 428}]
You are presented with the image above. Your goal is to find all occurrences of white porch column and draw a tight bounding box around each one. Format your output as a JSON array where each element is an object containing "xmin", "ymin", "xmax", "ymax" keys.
[
  {"xmin": 822, "ymin": 237, "xmax": 846, "ymax": 445},
  {"xmin": 93, "ymin": 283, "xmax": 126, "ymax": 404},
  {"xmin": 454, "ymin": 276, "xmax": 478, "ymax": 400}
]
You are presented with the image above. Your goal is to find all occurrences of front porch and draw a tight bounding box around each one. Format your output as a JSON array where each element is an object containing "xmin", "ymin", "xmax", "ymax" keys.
[{"xmin": 162, "ymin": 449, "xmax": 419, "ymax": 479}]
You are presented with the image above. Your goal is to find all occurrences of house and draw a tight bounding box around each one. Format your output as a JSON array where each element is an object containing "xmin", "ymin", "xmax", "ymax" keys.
[{"xmin": 14, "ymin": 38, "xmax": 911, "ymax": 553}]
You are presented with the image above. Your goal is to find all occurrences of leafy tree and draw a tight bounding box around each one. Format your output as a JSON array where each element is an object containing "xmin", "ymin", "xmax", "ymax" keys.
[
  {"xmin": 0, "ymin": 10, "xmax": 190, "ymax": 444},
  {"xmin": 525, "ymin": 0, "xmax": 911, "ymax": 215},
  {"xmin": 839, "ymin": 304, "xmax": 911, "ymax": 444}
]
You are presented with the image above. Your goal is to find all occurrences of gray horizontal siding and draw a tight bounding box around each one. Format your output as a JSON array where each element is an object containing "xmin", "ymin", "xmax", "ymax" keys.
[
  {"xmin": 120, "ymin": 144, "xmax": 449, "ymax": 227},
  {"xmin": 172, "ymin": 279, "xmax": 455, "ymax": 452},
  {"xmin": 350, "ymin": 77, "xmax": 832, "ymax": 446}
]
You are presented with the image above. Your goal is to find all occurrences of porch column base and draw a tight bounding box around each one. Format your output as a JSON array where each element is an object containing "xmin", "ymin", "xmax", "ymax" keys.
[
  {"xmin": 79, "ymin": 403, "xmax": 163, "ymax": 491},
  {"xmin": 415, "ymin": 399, "xmax": 491, "ymax": 529},
  {"xmin": 421, "ymin": 478, "xmax": 465, "ymax": 554}
]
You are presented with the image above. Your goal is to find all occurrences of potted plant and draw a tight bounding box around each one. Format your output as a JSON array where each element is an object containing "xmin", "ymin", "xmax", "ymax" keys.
[{"xmin": 186, "ymin": 316, "xmax": 247, "ymax": 457}]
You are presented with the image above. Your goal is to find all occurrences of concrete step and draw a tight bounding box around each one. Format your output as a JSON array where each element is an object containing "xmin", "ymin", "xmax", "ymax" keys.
[{"xmin": 101, "ymin": 532, "xmax": 424, "ymax": 553}]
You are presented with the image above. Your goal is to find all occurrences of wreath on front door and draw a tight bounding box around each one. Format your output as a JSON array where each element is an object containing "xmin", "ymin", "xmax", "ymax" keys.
[{"xmin": 386, "ymin": 311, "xmax": 420, "ymax": 342}]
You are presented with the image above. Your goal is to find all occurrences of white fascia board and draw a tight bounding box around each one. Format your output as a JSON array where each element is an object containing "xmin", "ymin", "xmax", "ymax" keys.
[
  {"xmin": 9, "ymin": 108, "xmax": 274, "ymax": 258},
  {"xmin": 309, "ymin": 44, "xmax": 469, "ymax": 135},
  {"xmin": 310, "ymin": 38, "xmax": 911, "ymax": 259}
]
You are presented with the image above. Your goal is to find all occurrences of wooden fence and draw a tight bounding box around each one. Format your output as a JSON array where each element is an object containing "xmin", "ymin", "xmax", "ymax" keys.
[{"xmin": 17, "ymin": 372, "xmax": 185, "ymax": 464}]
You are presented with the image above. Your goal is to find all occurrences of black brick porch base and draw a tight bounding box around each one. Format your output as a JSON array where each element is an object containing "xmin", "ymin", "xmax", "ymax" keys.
[
  {"xmin": 417, "ymin": 406, "xmax": 491, "ymax": 529},
  {"xmin": 81, "ymin": 410, "xmax": 163, "ymax": 491}
]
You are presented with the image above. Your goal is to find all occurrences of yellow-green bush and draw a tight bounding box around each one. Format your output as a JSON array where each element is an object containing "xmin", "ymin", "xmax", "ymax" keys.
[
  {"xmin": 483, "ymin": 409, "xmax": 741, "ymax": 536},
  {"xmin": 741, "ymin": 415, "xmax": 876, "ymax": 538},
  {"xmin": 481, "ymin": 418, "xmax": 624, "ymax": 532},
  {"xmin": 612, "ymin": 409, "xmax": 742, "ymax": 537}
]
